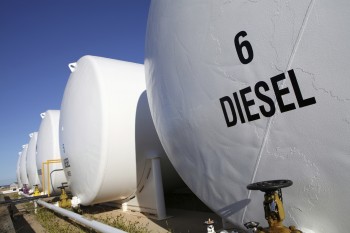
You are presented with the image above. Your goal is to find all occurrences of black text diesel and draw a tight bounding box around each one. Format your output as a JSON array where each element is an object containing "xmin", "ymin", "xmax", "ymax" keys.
[{"xmin": 220, "ymin": 69, "xmax": 317, "ymax": 127}]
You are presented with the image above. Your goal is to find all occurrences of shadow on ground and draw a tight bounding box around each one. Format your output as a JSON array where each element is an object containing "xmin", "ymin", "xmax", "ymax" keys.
[
  {"xmin": 5, "ymin": 196, "xmax": 35, "ymax": 233},
  {"xmin": 148, "ymin": 192, "xmax": 223, "ymax": 232}
]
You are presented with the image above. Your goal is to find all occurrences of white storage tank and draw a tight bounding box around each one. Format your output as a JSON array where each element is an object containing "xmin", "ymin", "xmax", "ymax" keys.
[
  {"xmin": 16, "ymin": 152, "xmax": 22, "ymax": 188},
  {"xmin": 145, "ymin": 1, "xmax": 350, "ymax": 233},
  {"xmin": 60, "ymin": 55, "xmax": 183, "ymax": 206},
  {"xmin": 26, "ymin": 132, "xmax": 41, "ymax": 189},
  {"xmin": 19, "ymin": 144, "xmax": 29, "ymax": 187},
  {"xmin": 37, "ymin": 110, "xmax": 67, "ymax": 195}
]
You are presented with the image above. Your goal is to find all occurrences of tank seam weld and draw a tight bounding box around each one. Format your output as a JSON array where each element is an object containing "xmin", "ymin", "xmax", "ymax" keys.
[{"xmin": 241, "ymin": 0, "xmax": 316, "ymax": 223}]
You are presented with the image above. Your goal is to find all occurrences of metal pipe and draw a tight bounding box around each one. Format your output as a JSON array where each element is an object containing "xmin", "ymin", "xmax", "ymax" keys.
[
  {"xmin": 45, "ymin": 159, "xmax": 62, "ymax": 196},
  {"xmin": 50, "ymin": 169, "xmax": 64, "ymax": 194},
  {"xmin": 0, "ymin": 194, "xmax": 48, "ymax": 205},
  {"xmin": 42, "ymin": 160, "xmax": 61, "ymax": 196},
  {"xmin": 47, "ymin": 162, "xmax": 50, "ymax": 195},
  {"xmin": 36, "ymin": 199, "xmax": 126, "ymax": 233},
  {"xmin": 22, "ymin": 193, "xmax": 31, "ymax": 198},
  {"xmin": 42, "ymin": 162, "xmax": 45, "ymax": 195}
]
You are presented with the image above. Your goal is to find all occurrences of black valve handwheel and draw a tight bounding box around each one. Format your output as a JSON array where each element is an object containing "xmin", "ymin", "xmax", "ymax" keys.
[
  {"xmin": 247, "ymin": 179, "xmax": 292, "ymax": 192},
  {"xmin": 244, "ymin": 221, "xmax": 260, "ymax": 229},
  {"xmin": 58, "ymin": 182, "xmax": 68, "ymax": 189}
]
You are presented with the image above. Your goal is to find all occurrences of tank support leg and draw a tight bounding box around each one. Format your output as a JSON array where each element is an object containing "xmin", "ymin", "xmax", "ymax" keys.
[{"xmin": 151, "ymin": 156, "xmax": 166, "ymax": 220}]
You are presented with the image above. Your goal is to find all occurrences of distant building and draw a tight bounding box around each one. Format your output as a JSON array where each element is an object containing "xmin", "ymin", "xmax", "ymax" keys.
[{"xmin": 10, "ymin": 182, "xmax": 18, "ymax": 191}]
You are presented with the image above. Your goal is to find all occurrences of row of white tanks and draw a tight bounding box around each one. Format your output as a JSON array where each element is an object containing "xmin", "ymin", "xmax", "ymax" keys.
[
  {"xmin": 17, "ymin": 110, "xmax": 66, "ymax": 195},
  {"xmin": 15, "ymin": 2, "xmax": 350, "ymax": 231},
  {"xmin": 16, "ymin": 56, "xmax": 184, "ymax": 211}
]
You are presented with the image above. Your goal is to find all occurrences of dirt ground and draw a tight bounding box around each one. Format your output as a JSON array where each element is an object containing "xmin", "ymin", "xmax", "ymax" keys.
[
  {"xmin": 0, "ymin": 195, "xmax": 16, "ymax": 233},
  {"xmin": 1, "ymin": 193, "xmax": 45, "ymax": 233},
  {"xmin": 14, "ymin": 203, "xmax": 46, "ymax": 233},
  {"xmin": 1, "ymin": 192, "xmax": 245, "ymax": 233},
  {"xmin": 82, "ymin": 204, "xmax": 224, "ymax": 233}
]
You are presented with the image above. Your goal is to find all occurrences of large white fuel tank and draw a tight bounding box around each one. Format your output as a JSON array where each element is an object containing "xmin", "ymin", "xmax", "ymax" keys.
[
  {"xmin": 16, "ymin": 152, "xmax": 22, "ymax": 188},
  {"xmin": 60, "ymin": 55, "xmax": 182, "ymax": 206},
  {"xmin": 26, "ymin": 132, "xmax": 41, "ymax": 189},
  {"xmin": 145, "ymin": 1, "xmax": 350, "ymax": 232},
  {"xmin": 19, "ymin": 144, "xmax": 29, "ymax": 187},
  {"xmin": 37, "ymin": 110, "xmax": 67, "ymax": 194}
]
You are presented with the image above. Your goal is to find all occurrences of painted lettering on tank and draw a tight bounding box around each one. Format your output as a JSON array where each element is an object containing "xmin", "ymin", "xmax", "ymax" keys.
[
  {"xmin": 220, "ymin": 31, "xmax": 316, "ymax": 127},
  {"xmin": 220, "ymin": 69, "xmax": 317, "ymax": 127}
]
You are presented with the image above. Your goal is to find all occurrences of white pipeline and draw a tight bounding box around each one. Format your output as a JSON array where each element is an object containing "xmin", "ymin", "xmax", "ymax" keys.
[
  {"xmin": 22, "ymin": 193, "xmax": 31, "ymax": 198},
  {"xmin": 36, "ymin": 199, "xmax": 126, "ymax": 233}
]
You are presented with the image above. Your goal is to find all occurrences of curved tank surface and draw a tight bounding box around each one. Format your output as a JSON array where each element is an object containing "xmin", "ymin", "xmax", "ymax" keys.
[
  {"xmin": 145, "ymin": 1, "xmax": 350, "ymax": 233},
  {"xmin": 60, "ymin": 55, "xmax": 182, "ymax": 205},
  {"xmin": 37, "ymin": 110, "xmax": 67, "ymax": 194},
  {"xmin": 16, "ymin": 152, "xmax": 22, "ymax": 188},
  {"xmin": 19, "ymin": 144, "xmax": 29, "ymax": 187},
  {"xmin": 26, "ymin": 132, "xmax": 41, "ymax": 189}
]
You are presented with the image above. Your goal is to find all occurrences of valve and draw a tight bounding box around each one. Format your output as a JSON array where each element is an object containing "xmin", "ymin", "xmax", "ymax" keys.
[
  {"xmin": 33, "ymin": 184, "xmax": 41, "ymax": 196},
  {"xmin": 58, "ymin": 182, "xmax": 71, "ymax": 208},
  {"xmin": 244, "ymin": 180, "xmax": 302, "ymax": 233},
  {"xmin": 204, "ymin": 218, "xmax": 215, "ymax": 233},
  {"xmin": 244, "ymin": 221, "xmax": 260, "ymax": 232},
  {"xmin": 22, "ymin": 184, "xmax": 29, "ymax": 194}
]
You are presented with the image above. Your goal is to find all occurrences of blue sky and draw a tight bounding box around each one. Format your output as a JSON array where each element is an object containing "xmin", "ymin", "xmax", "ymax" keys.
[{"xmin": 0, "ymin": 0, "xmax": 151, "ymax": 185}]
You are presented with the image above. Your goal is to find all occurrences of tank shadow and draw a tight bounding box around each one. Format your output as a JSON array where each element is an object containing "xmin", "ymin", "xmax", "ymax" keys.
[
  {"xmin": 148, "ymin": 191, "xmax": 223, "ymax": 232},
  {"xmin": 217, "ymin": 198, "xmax": 251, "ymax": 218},
  {"xmin": 80, "ymin": 204, "xmax": 116, "ymax": 215}
]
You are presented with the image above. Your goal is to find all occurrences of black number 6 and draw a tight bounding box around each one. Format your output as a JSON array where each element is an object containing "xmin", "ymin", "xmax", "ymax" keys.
[{"xmin": 234, "ymin": 31, "xmax": 254, "ymax": 64}]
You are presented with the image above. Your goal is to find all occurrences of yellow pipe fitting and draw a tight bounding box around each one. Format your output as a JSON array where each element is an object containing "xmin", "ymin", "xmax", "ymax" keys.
[
  {"xmin": 33, "ymin": 185, "xmax": 41, "ymax": 196},
  {"xmin": 245, "ymin": 180, "xmax": 302, "ymax": 233},
  {"xmin": 58, "ymin": 185, "xmax": 71, "ymax": 208},
  {"xmin": 41, "ymin": 159, "xmax": 62, "ymax": 197}
]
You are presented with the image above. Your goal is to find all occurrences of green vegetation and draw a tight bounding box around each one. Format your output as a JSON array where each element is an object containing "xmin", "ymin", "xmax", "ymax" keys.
[
  {"xmin": 9, "ymin": 192, "xmax": 19, "ymax": 199},
  {"xmin": 87, "ymin": 214, "xmax": 152, "ymax": 233},
  {"xmin": 4, "ymin": 193, "xmax": 155, "ymax": 233},
  {"xmin": 36, "ymin": 207, "xmax": 89, "ymax": 233},
  {"xmin": 33, "ymin": 205, "xmax": 152, "ymax": 233},
  {"xmin": 1, "ymin": 192, "xmax": 19, "ymax": 200}
]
